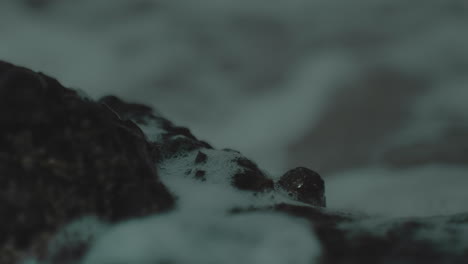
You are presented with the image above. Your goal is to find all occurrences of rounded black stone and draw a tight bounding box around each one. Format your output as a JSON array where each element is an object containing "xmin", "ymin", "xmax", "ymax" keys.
[{"xmin": 277, "ymin": 167, "xmax": 326, "ymax": 207}]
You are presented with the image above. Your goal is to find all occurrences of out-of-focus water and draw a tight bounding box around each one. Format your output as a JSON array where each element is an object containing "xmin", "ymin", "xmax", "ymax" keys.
[{"xmin": 2, "ymin": 0, "xmax": 468, "ymax": 217}]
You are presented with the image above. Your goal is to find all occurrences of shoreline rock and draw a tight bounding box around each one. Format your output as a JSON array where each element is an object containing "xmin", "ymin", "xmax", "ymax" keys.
[{"xmin": 1, "ymin": 60, "xmax": 467, "ymax": 264}]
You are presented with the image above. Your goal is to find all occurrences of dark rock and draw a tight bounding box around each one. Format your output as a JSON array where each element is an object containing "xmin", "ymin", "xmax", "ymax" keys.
[
  {"xmin": 3, "ymin": 60, "xmax": 468, "ymax": 264},
  {"xmin": 159, "ymin": 135, "xmax": 210, "ymax": 159},
  {"xmin": 99, "ymin": 95, "xmax": 154, "ymax": 123},
  {"xmin": 231, "ymin": 157, "xmax": 274, "ymax": 191},
  {"xmin": 194, "ymin": 151, "xmax": 208, "ymax": 164},
  {"xmin": 99, "ymin": 95, "xmax": 213, "ymax": 161},
  {"xmin": 99, "ymin": 95, "xmax": 214, "ymax": 161},
  {"xmin": 277, "ymin": 167, "xmax": 326, "ymax": 207},
  {"xmin": 194, "ymin": 170, "xmax": 207, "ymax": 181},
  {"xmin": 158, "ymin": 126, "xmax": 213, "ymax": 158},
  {"xmin": 99, "ymin": 95, "xmax": 213, "ymax": 150},
  {"xmin": 48, "ymin": 241, "xmax": 89, "ymax": 264},
  {"xmin": 163, "ymin": 126, "xmax": 198, "ymax": 141},
  {"xmin": 0, "ymin": 61, "xmax": 174, "ymax": 263}
]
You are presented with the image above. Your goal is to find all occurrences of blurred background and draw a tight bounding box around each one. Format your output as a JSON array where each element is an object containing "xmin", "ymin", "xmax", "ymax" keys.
[{"xmin": 1, "ymin": 0, "xmax": 468, "ymax": 217}]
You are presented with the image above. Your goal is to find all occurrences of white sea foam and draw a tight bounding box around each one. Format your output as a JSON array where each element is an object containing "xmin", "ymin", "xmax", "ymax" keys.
[{"xmin": 80, "ymin": 147, "xmax": 321, "ymax": 264}]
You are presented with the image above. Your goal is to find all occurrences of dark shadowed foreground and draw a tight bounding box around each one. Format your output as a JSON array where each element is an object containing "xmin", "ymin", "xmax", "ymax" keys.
[{"xmin": 1, "ymin": 61, "xmax": 467, "ymax": 264}]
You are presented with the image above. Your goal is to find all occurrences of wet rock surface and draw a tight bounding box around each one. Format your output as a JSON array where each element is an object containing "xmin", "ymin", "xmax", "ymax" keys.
[
  {"xmin": 0, "ymin": 61, "xmax": 174, "ymax": 263},
  {"xmin": 1, "ymin": 61, "xmax": 468, "ymax": 264},
  {"xmin": 232, "ymin": 157, "xmax": 274, "ymax": 192},
  {"xmin": 98, "ymin": 95, "xmax": 213, "ymax": 161},
  {"xmin": 277, "ymin": 167, "xmax": 326, "ymax": 207}
]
